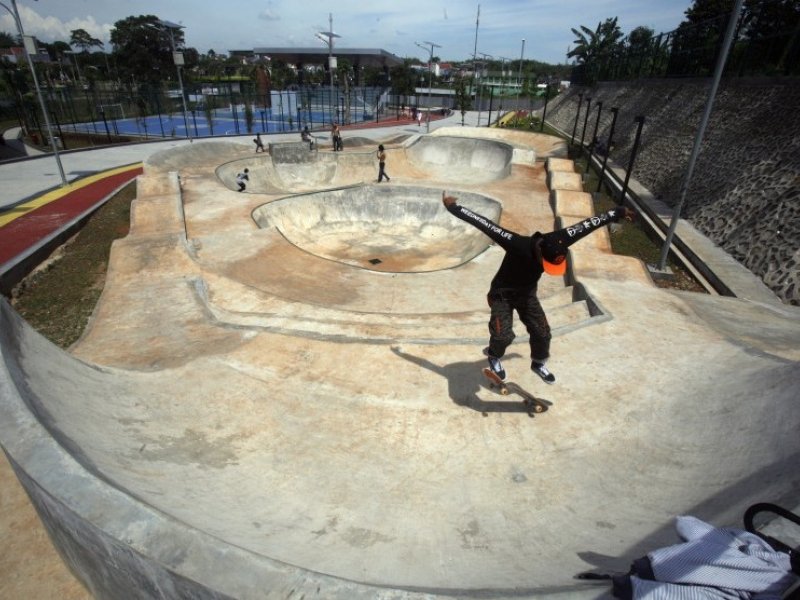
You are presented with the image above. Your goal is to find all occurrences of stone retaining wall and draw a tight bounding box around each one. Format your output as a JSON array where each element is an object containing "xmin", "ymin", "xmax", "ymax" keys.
[{"xmin": 544, "ymin": 78, "xmax": 800, "ymax": 306}]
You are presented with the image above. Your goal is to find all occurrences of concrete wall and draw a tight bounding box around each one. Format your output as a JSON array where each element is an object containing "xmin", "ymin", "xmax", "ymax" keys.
[{"xmin": 543, "ymin": 78, "xmax": 800, "ymax": 306}]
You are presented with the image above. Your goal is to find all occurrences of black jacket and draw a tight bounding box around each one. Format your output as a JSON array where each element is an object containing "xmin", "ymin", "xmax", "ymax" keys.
[{"xmin": 446, "ymin": 202, "xmax": 625, "ymax": 291}]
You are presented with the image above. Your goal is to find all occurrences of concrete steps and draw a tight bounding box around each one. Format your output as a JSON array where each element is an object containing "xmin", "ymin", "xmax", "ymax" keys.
[{"xmin": 196, "ymin": 272, "xmax": 597, "ymax": 343}]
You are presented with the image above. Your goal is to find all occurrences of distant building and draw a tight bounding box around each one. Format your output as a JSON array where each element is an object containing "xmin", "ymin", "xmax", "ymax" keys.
[{"xmin": 249, "ymin": 47, "xmax": 403, "ymax": 86}]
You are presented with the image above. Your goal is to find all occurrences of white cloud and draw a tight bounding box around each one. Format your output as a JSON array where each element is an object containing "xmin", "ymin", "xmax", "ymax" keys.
[{"xmin": 4, "ymin": 4, "xmax": 112, "ymax": 47}]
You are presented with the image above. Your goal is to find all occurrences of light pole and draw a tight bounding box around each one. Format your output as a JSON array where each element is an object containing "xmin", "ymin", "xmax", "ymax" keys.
[
  {"xmin": 63, "ymin": 50, "xmax": 83, "ymax": 85},
  {"xmin": 517, "ymin": 39, "xmax": 525, "ymax": 106},
  {"xmin": 415, "ymin": 40, "xmax": 440, "ymax": 133},
  {"xmin": 477, "ymin": 52, "xmax": 493, "ymax": 126},
  {"xmin": 315, "ymin": 13, "xmax": 340, "ymax": 126},
  {"xmin": 497, "ymin": 56, "xmax": 512, "ymax": 114},
  {"xmin": 155, "ymin": 19, "xmax": 192, "ymax": 142},
  {"xmin": 1, "ymin": 0, "xmax": 67, "ymax": 185}
]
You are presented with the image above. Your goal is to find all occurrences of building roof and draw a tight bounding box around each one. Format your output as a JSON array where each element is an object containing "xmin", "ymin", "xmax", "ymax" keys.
[{"xmin": 252, "ymin": 47, "xmax": 403, "ymax": 69}]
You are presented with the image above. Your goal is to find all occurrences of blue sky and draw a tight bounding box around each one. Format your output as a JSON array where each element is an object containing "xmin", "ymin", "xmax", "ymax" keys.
[{"xmin": 2, "ymin": 1, "xmax": 693, "ymax": 65}]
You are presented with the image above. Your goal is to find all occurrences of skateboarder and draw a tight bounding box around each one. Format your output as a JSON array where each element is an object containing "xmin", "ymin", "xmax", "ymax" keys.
[
  {"xmin": 301, "ymin": 126, "xmax": 314, "ymax": 150},
  {"xmin": 235, "ymin": 168, "xmax": 249, "ymax": 192},
  {"xmin": 442, "ymin": 192, "xmax": 633, "ymax": 384},
  {"xmin": 376, "ymin": 144, "xmax": 390, "ymax": 182},
  {"xmin": 253, "ymin": 133, "xmax": 265, "ymax": 153}
]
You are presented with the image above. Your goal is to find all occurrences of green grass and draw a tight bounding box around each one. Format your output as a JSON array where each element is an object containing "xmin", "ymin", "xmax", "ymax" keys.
[
  {"xmin": 10, "ymin": 183, "xmax": 135, "ymax": 348},
  {"xmin": 574, "ymin": 154, "xmax": 706, "ymax": 293}
]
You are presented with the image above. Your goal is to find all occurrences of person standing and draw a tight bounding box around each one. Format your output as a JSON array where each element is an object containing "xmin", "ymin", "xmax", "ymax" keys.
[
  {"xmin": 253, "ymin": 133, "xmax": 265, "ymax": 153},
  {"xmin": 236, "ymin": 168, "xmax": 249, "ymax": 192},
  {"xmin": 376, "ymin": 144, "xmax": 390, "ymax": 183},
  {"xmin": 442, "ymin": 191, "xmax": 633, "ymax": 383},
  {"xmin": 331, "ymin": 123, "xmax": 342, "ymax": 151}
]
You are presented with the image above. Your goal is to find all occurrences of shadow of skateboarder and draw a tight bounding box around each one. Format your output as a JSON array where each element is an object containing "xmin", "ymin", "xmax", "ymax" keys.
[{"xmin": 390, "ymin": 346, "xmax": 549, "ymax": 417}]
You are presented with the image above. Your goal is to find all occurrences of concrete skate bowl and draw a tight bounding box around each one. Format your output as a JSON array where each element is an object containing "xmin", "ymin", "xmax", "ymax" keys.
[
  {"xmin": 404, "ymin": 135, "xmax": 513, "ymax": 183},
  {"xmin": 431, "ymin": 126, "xmax": 569, "ymax": 159},
  {"xmin": 215, "ymin": 135, "xmax": 515, "ymax": 193},
  {"xmin": 252, "ymin": 186, "xmax": 501, "ymax": 272},
  {"xmin": 144, "ymin": 140, "xmax": 253, "ymax": 173}
]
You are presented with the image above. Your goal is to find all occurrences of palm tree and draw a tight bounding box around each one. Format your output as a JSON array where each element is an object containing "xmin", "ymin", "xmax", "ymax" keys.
[{"xmin": 568, "ymin": 17, "xmax": 624, "ymax": 82}]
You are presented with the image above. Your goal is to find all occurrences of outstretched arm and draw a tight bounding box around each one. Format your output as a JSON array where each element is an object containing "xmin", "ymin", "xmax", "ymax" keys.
[
  {"xmin": 442, "ymin": 191, "xmax": 518, "ymax": 250},
  {"xmin": 559, "ymin": 206, "xmax": 634, "ymax": 243}
]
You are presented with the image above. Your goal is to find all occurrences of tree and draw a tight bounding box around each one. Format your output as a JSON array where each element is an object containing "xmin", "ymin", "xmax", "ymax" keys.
[
  {"xmin": 0, "ymin": 31, "xmax": 18, "ymax": 47},
  {"xmin": 70, "ymin": 29, "xmax": 103, "ymax": 53},
  {"xmin": 667, "ymin": 0, "xmax": 735, "ymax": 76},
  {"xmin": 624, "ymin": 26, "xmax": 656, "ymax": 77},
  {"xmin": 389, "ymin": 61, "xmax": 416, "ymax": 96},
  {"xmin": 109, "ymin": 15, "xmax": 184, "ymax": 86},
  {"xmin": 568, "ymin": 17, "xmax": 624, "ymax": 82},
  {"xmin": 453, "ymin": 75, "xmax": 471, "ymax": 126},
  {"xmin": 739, "ymin": 0, "xmax": 800, "ymax": 74}
]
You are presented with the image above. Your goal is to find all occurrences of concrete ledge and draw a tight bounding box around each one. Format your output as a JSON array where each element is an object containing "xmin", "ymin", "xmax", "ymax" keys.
[
  {"xmin": 130, "ymin": 174, "xmax": 185, "ymax": 237},
  {"xmin": 547, "ymin": 170, "xmax": 582, "ymax": 192},
  {"xmin": 545, "ymin": 157, "xmax": 576, "ymax": 173},
  {"xmin": 552, "ymin": 190, "xmax": 594, "ymax": 220}
]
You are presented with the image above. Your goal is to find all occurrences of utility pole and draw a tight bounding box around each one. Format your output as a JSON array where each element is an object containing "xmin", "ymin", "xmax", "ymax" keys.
[
  {"xmin": 316, "ymin": 13, "xmax": 340, "ymax": 125},
  {"xmin": 477, "ymin": 52, "xmax": 493, "ymax": 126},
  {"xmin": 472, "ymin": 4, "xmax": 480, "ymax": 126},
  {"xmin": 415, "ymin": 40, "xmax": 441, "ymax": 133},
  {"xmin": 156, "ymin": 20, "xmax": 192, "ymax": 142},
  {"xmin": 517, "ymin": 39, "xmax": 525, "ymax": 106}
]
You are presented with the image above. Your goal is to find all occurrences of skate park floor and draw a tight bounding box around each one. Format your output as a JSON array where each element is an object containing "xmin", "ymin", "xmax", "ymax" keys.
[{"xmin": 1, "ymin": 116, "xmax": 799, "ymax": 599}]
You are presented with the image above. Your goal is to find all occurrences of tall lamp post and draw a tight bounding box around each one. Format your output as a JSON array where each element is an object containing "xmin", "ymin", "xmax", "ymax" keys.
[
  {"xmin": 155, "ymin": 19, "xmax": 192, "ymax": 142},
  {"xmin": 415, "ymin": 40, "xmax": 440, "ymax": 133},
  {"xmin": 1, "ymin": 0, "xmax": 67, "ymax": 185},
  {"xmin": 477, "ymin": 52, "xmax": 494, "ymax": 126},
  {"xmin": 315, "ymin": 13, "xmax": 340, "ymax": 126},
  {"xmin": 516, "ymin": 39, "xmax": 525, "ymax": 105},
  {"xmin": 63, "ymin": 49, "xmax": 83, "ymax": 85}
]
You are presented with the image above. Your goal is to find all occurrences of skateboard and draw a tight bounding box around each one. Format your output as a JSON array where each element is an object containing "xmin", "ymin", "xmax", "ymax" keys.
[{"xmin": 482, "ymin": 367, "xmax": 549, "ymax": 415}]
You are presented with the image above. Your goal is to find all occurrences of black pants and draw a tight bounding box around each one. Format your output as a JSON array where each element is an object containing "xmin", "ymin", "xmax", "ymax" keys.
[
  {"xmin": 378, "ymin": 162, "xmax": 389, "ymax": 181},
  {"xmin": 486, "ymin": 287, "xmax": 551, "ymax": 363}
]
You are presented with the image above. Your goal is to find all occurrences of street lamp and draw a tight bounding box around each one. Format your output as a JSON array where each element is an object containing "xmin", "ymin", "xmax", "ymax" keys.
[
  {"xmin": 62, "ymin": 50, "xmax": 83, "ymax": 85},
  {"xmin": 315, "ymin": 13, "xmax": 340, "ymax": 126},
  {"xmin": 477, "ymin": 52, "xmax": 493, "ymax": 126},
  {"xmin": 1, "ymin": 0, "xmax": 67, "ymax": 185},
  {"xmin": 517, "ymin": 39, "xmax": 525, "ymax": 106},
  {"xmin": 415, "ymin": 40, "xmax": 441, "ymax": 133},
  {"xmin": 154, "ymin": 19, "xmax": 192, "ymax": 142}
]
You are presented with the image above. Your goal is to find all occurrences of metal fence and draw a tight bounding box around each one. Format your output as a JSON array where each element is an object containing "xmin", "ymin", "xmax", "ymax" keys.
[
  {"xmin": 3, "ymin": 82, "xmax": 395, "ymax": 144},
  {"xmin": 572, "ymin": 2, "xmax": 800, "ymax": 84}
]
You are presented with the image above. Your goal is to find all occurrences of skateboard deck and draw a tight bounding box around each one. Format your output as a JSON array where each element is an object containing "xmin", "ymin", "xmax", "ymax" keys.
[{"xmin": 482, "ymin": 367, "xmax": 549, "ymax": 415}]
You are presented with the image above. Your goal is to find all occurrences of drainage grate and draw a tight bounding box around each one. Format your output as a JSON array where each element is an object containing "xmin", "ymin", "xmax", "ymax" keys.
[{"xmin": 368, "ymin": 258, "xmax": 382, "ymax": 265}]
